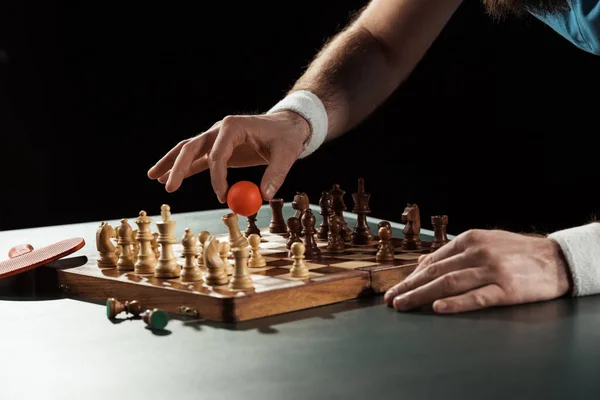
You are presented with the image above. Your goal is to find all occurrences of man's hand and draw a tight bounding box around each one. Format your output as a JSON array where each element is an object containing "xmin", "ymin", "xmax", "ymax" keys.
[
  {"xmin": 147, "ymin": 111, "xmax": 310, "ymax": 203},
  {"xmin": 383, "ymin": 229, "xmax": 572, "ymax": 313}
]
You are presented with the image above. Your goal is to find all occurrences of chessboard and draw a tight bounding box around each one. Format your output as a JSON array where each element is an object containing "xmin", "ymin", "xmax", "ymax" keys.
[{"xmin": 46, "ymin": 180, "xmax": 450, "ymax": 322}]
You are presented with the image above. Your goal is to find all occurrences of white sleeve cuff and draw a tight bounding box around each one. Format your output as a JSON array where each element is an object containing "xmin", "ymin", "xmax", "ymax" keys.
[
  {"xmin": 266, "ymin": 90, "xmax": 328, "ymax": 159},
  {"xmin": 548, "ymin": 222, "xmax": 600, "ymax": 296}
]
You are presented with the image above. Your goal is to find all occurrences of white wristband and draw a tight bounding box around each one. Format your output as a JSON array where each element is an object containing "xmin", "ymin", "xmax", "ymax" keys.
[
  {"xmin": 548, "ymin": 222, "xmax": 600, "ymax": 296},
  {"xmin": 267, "ymin": 90, "xmax": 328, "ymax": 159}
]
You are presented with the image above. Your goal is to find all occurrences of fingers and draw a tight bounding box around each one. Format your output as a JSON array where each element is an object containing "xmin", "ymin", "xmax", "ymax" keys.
[
  {"xmin": 147, "ymin": 139, "xmax": 188, "ymax": 179},
  {"xmin": 157, "ymin": 157, "xmax": 209, "ymax": 184},
  {"xmin": 259, "ymin": 143, "xmax": 297, "ymax": 200},
  {"xmin": 409, "ymin": 237, "xmax": 462, "ymax": 277},
  {"xmin": 207, "ymin": 116, "xmax": 248, "ymax": 203},
  {"xmin": 384, "ymin": 253, "xmax": 470, "ymax": 304},
  {"xmin": 165, "ymin": 132, "xmax": 214, "ymax": 192},
  {"xmin": 391, "ymin": 267, "xmax": 492, "ymax": 312},
  {"xmin": 432, "ymin": 284, "xmax": 505, "ymax": 314}
]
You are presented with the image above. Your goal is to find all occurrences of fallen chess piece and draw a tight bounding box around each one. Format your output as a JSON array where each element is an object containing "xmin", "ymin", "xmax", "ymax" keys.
[{"xmin": 141, "ymin": 308, "xmax": 169, "ymax": 330}]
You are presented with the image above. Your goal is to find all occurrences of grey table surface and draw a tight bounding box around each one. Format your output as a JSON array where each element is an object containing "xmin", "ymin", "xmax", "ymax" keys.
[{"xmin": 1, "ymin": 204, "xmax": 599, "ymax": 400}]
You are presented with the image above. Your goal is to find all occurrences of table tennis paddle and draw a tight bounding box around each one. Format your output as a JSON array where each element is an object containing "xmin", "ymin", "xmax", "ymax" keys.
[{"xmin": 0, "ymin": 237, "xmax": 86, "ymax": 279}]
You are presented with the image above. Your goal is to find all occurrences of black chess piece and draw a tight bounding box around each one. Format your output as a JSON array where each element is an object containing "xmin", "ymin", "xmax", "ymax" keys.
[
  {"xmin": 244, "ymin": 213, "xmax": 261, "ymax": 237},
  {"xmin": 327, "ymin": 215, "xmax": 345, "ymax": 253},
  {"xmin": 301, "ymin": 209, "xmax": 321, "ymax": 258},
  {"xmin": 286, "ymin": 217, "xmax": 302, "ymax": 249},
  {"xmin": 268, "ymin": 199, "xmax": 288, "ymax": 235},
  {"xmin": 430, "ymin": 215, "xmax": 449, "ymax": 251},
  {"xmin": 351, "ymin": 178, "xmax": 374, "ymax": 245},
  {"xmin": 376, "ymin": 226, "xmax": 394, "ymax": 261},
  {"xmin": 329, "ymin": 184, "xmax": 351, "ymax": 241},
  {"xmin": 317, "ymin": 191, "xmax": 332, "ymax": 241}
]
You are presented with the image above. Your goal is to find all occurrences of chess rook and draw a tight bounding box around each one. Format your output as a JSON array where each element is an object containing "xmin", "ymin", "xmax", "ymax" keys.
[
  {"xmin": 268, "ymin": 198, "xmax": 288, "ymax": 234},
  {"xmin": 351, "ymin": 178, "xmax": 374, "ymax": 245},
  {"xmin": 430, "ymin": 215, "xmax": 449, "ymax": 251},
  {"xmin": 222, "ymin": 213, "xmax": 248, "ymax": 249},
  {"xmin": 134, "ymin": 211, "xmax": 157, "ymax": 274},
  {"xmin": 154, "ymin": 204, "xmax": 181, "ymax": 278}
]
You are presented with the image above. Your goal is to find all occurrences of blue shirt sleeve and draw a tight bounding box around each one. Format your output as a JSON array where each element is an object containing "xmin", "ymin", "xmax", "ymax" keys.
[{"xmin": 530, "ymin": 0, "xmax": 600, "ymax": 55}]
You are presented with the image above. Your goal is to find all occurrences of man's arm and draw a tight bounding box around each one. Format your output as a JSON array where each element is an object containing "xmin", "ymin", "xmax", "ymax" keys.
[{"xmin": 289, "ymin": 0, "xmax": 464, "ymax": 141}]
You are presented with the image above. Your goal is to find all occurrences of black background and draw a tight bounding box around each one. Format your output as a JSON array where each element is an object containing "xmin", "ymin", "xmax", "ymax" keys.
[{"xmin": 1, "ymin": 1, "xmax": 599, "ymax": 235}]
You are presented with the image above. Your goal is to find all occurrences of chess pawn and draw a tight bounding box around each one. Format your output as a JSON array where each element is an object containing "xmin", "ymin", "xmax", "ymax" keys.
[
  {"xmin": 229, "ymin": 247, "xmax": 253, "ymax": 290},
  {"xmin": 244, "ymin": 212, "xmax": 261, "ymax": 237},
  {"xmin": 317, "ymin": 191, "xmax": 332, "ymax": 241},
  {"xmin": 114, "ymin": 225, "xmax": 122, "ymax": 257},
  {"xmin": 327, "ymin": 216, "xmax": 345, "ymax": 253},
  {"xmin": 154, "ymin": 204, "xmax": 181, "ymax": 278},
  {"xmin": 130, "ymin": 229, "xmax": 140, "ymax": 264},
  {"xmin": 248, "ymin": 233, "xmax": 266, "ymax": 267},
  {"xmin": 222, "ymin": 213, "xmax": 248, "ymax": 249},
  {"xmin": 290, "ymin": 242, "xmax": 309, "ymax": 278},
  {"xmin": 430, "ymin": 215, "xmax": 449, "ymax": 251},
  {"xmin": 376, "ymin": 226, "xmax": 395, "ymax": 261},
  {"xmin": 134, "ymin": 211, "xmax": 158, "ymax": 274},
  {"xmin": 106, "ymin": 297, "xmax": 144, "ymax": 318},
  {"xmin": 301, "ymin": 209, "xmax": 321, "ymax": 258},
  {"xmin": 96, "ymin": 221, "xmax": 117, "ymax": 268},
  {"xmin": 151, "ymin": 232, "xmax": 160, "ymax": 259},
  {"xmin": 268, "ymin": 198, "xmax": 288, "ymax": 234},
  {"xmin": 117, "ymin": 219, "xmax": 135, "ymax": 271},
  {"xmin": 203, "ymin": 236, "xmax": 229, "ymax": 286},
  {"xmin": 181, "ymin": 228, "xmax": 202, "ymax": 282},
  {"xmin": 196, "ymin": 230, "xmax": 211, "ymax": 267},
  {"xmin": 220, "ymin": 241, "xmax": 233, "ymax": 275},
  {"xmin": 286, "ymin": 217, "xmax": 302, "ymax": 249},
  {"xmin": 141, "ymin": 308, "xmax": 169, "ymax": 330},
  {"xmin": 376, "ymin": 221, "xmax": 392, "ymax": 239}
]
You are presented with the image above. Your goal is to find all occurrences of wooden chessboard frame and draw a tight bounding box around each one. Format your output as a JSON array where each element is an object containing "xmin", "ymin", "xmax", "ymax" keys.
[{"xmin": 44, "ymin": 226, "xmax": 436, "ymax": 323}]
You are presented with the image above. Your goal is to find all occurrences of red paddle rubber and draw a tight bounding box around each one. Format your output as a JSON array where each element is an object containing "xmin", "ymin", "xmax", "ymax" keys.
[{"xmin": 0, "ymin": 237, "xmax": 85, "ymax": 279}]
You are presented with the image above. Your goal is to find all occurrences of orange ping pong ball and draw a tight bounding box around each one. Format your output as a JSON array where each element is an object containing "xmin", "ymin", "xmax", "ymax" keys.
[{"xmin": 226, "ymin": 181, "xmax": 263, "ymax": 217}]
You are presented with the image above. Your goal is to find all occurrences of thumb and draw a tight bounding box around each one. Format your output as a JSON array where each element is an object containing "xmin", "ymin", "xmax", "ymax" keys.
[{"xmin": 260, "ymin": 144, "xmax": 298, "ymax": 200}]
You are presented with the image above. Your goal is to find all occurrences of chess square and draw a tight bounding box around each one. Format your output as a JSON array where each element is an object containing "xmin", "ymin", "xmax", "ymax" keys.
[
  {"xmin": 329, "ymin": 260, "xmax": 380, "ymax": 269},
  {"xmin": 277, "ymin": 271, "xmax": 324, "ymax": 281},
  {"xmin": 334, "ymin": 253, "xmax": 376, "ymax": 261},
  {"xmin": 394, "ymin": 253, "xmax": 422, "ymax": 261},
  {"xmin": 259, "ymin": 248, "xmax": 288, "ymax": 255},
  {"xmin": 261, "ymin": 241, "xmax": 288, "ymax": 249},
  {"xmin": 266, "ymin": 259, "xmax": 294, "ymax": 267},
  {"xmin": 311, "ymin": 266, "xmax": 353, "ymax": 274},
  {"xmin": 278, "ymin": 262, "xmax": 327, "ymax": 270},
  {"xmin": 251, "ymin": 267, "xmax": 290, "ymax": 276},
  {"xmin": 346, "ymin": 247, "xmax": 376, "ymax": 252}
]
